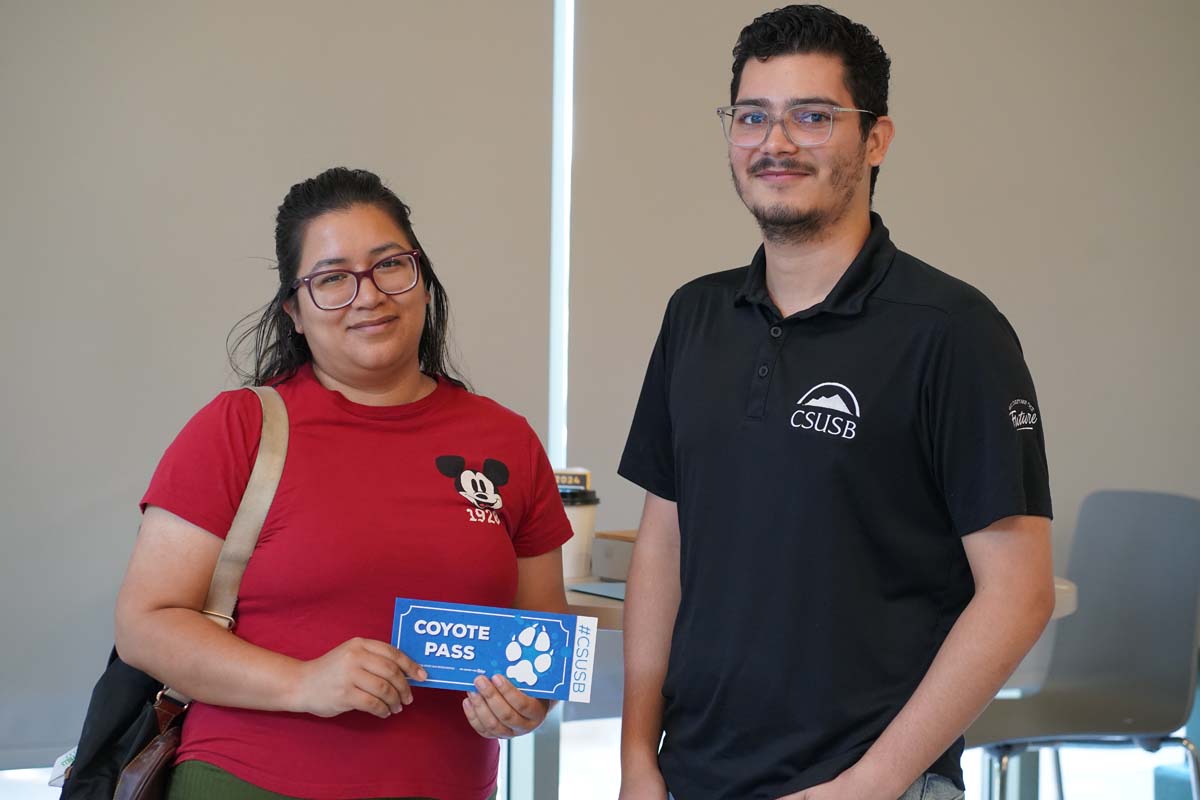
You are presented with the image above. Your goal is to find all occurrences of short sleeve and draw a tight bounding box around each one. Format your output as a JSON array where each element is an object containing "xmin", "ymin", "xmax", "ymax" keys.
[
  {"xmin": 510, "ymin": 426, "xmax": 573, "ymax": 558},
  {"xmin": 140, "ymin": 389, "xmax": 263, "ymax": 539},
  {"xmin": 618, "ymin": 304, "xmax": 677, "ymax": 501},
  {"xmin": 927, "ymin": 304, "xmax": 1052, "ymax": 535}
]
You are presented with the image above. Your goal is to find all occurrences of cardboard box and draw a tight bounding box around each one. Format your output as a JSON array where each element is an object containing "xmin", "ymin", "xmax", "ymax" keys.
[{"xmin": 592, "ymin": 530, "xmax": 636, "ymax": 581}]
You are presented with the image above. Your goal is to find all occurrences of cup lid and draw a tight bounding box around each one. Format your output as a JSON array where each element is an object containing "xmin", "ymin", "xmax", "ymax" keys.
[{"xmin": 559, "ymin": 488, "xmax": 600, "ymax": 506}]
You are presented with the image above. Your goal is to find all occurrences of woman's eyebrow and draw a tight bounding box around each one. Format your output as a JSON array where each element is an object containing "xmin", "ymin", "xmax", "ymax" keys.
[{"xmin": 309, "ymin": 242, "xmax": 406, "ymax": 271}]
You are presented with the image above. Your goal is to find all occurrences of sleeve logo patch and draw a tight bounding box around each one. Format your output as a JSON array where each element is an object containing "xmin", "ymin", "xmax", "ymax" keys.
[{"xmin": 1009, "ymin": 399, "xmax": 1039, "ymax": 431}]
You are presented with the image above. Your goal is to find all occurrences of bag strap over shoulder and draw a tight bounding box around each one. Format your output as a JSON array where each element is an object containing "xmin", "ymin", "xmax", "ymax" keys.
[
  {"xmin": 202, "ymin": 385, "xmax": 289, "ymax": 627},
  {"xmin": 163, "ymin": 385, "xmax": 288, "ymax": 706}
]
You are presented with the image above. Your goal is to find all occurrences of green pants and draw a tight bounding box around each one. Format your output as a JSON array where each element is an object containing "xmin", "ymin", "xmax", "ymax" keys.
[{"xmin": 168, "ymin": 759, "xmax": 479, "ymax": 800}]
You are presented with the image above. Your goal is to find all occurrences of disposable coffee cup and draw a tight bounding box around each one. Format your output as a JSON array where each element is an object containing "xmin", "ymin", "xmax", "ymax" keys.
[{"xmin": 560, "ymin": 488, "xmax": 600, "ymax": 579}]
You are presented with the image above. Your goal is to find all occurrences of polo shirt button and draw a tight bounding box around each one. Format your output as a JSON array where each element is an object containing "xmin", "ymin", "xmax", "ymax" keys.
[
  {"xmin": 769, "ymin": 325, "xmax": 783, "ymax": 338},
  {"xmin": 757, "ymin": 364, "xmax": 769, "ymax": 378}
]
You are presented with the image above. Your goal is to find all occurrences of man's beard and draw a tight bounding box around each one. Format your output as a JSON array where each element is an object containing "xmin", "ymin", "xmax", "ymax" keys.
[{"xmin": 733, "ymin": 144, "xmax": 866, "ymax": 246}]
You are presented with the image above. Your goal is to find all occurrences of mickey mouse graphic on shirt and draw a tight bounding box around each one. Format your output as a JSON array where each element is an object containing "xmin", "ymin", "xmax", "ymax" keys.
[{"xmin": 436, "ymin": 455, "xmax": 509, "ymax": 525}]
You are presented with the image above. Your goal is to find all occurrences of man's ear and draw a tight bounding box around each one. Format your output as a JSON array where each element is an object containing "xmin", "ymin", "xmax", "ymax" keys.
[
  {"xmin": 283, "ymin": 295, "xmax": 304, "ymax": 335},
  {"xmin": 866, "ymin": 115, "xmax": 895, "ymax": 169}
]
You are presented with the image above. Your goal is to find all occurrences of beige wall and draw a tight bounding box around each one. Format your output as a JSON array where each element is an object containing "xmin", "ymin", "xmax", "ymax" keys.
[
  {"xmin": 568, "ymin": 0, "xmax": 1200, "ymax": 570},
  {"xmin": 0, "ymin": 0, "xmax": 553, "ymax": 766},
  {"xmin": 3, "ymin": 0, "xmax": 1199, "ymax": 771}
]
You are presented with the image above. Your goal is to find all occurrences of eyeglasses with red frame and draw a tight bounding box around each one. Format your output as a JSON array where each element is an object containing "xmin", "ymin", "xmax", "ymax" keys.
[{"xmin": 290, "ymin": 250, "xmax": 421, "ymax": 311}]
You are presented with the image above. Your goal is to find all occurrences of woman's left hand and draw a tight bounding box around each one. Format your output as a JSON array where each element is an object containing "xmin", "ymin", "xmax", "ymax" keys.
[{"xmin": 462, "ymin": 674, "xmax": 551, "ymax": 738}]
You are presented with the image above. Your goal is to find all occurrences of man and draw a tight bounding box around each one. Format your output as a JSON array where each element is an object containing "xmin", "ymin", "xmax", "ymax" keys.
[{"xmin": 617, "ymin": 6, "xmax": 1055, "ymax": 800}]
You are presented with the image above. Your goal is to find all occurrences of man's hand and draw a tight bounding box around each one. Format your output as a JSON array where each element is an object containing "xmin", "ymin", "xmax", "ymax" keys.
[
  {"xmin": 776, "ymin": 770, "xmax": 893, "ymax": 800},
  {"xmin": 777, "ymin": 780, "xmax": 842, "ymax": 800},
  {"xmin": 462, "ymin": 674, "xmax": 551, "ymax": 738},
  {"xmin": 617, "ymin": 766, "xmax": 669, "ymax": 800}
]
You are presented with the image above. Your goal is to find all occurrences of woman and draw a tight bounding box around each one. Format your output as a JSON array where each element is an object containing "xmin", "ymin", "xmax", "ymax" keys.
[{"xmin": 114, "ymin": 167, "xmax": 572, "ymax": 800}]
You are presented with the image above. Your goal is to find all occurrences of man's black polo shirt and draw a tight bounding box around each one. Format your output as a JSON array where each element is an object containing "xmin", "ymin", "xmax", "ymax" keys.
[{"xmin": 618, "ymin": 214, "xmax": 1052, "ymax": 800}]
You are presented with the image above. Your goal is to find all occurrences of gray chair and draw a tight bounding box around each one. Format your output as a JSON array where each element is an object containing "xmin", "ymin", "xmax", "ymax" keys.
[{"xmin": 964, "ymin": 490, "xmax": 1200, "ymax": 799}]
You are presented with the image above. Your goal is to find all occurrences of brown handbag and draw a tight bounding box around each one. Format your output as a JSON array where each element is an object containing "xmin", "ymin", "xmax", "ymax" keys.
[
  {"xmin": 111, "ymin": 706, "xmax": 182, "ymax": 800},
  {"xmin": 108, "ymin": 385, "xmax": 289, "ymax": 800}
]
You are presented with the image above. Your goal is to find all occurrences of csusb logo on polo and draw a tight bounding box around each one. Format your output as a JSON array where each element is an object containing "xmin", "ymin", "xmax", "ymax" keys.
[{"xmin": 791, "ymin": 382, "xmax": 860, "ymax": 440}]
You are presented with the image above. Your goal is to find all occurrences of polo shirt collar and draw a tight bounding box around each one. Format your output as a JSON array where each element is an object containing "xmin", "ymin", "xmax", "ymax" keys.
[{"xmin": 734, "ymin": 212, "xmax": 897, "ymax": 319}]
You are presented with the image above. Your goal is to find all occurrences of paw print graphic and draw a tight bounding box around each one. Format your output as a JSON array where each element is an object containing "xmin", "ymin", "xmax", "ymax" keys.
[{"xmin": 504, "ymin": 624, "xmax": 554, "ymax": 686}]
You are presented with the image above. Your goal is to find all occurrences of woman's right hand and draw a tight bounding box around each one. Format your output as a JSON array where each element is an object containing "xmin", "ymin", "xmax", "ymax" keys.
[{"xmin": 291, "ymin": 637, "xmax": 428, "ymax": 719}]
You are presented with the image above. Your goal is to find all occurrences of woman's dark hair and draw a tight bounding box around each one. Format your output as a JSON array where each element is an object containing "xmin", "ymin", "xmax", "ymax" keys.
[
  {"xmin": 228, "ymin": 167, "xmax": 467, "ymax": 388},
  {"xmin": 731, "ymin": 4, "xmax": 891, "ymax": 198}
]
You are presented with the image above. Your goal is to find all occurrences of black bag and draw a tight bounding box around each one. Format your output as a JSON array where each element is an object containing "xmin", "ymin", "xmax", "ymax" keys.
[
  {"xmin": 58, "ymin": 385, "xmax": 288, "ymax": 799},
  {"xmin": 60, "ymin": 649, "xmax": 182, "ymax": 799}
]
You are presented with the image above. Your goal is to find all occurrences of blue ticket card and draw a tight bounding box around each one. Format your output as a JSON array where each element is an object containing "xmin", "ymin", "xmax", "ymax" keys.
[{"xmin": 392, "ymin": 598, "xmax": 599, "ymax": 703}]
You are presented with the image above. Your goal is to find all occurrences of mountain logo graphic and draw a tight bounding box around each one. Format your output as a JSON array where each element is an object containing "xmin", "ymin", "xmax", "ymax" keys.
[{"xmin": 791, "ymin": 382, "xmax": 861, "ymax": 440}]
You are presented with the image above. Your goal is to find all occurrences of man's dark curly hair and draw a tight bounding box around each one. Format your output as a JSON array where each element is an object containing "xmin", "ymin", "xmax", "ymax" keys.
[{"xmin": 731, "ymin": 5, "xmax": 891, "ymax": 197}]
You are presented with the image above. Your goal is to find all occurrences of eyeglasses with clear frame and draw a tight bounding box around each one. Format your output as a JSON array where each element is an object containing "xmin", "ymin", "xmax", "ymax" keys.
[
  {"xmin": 716, "ymin": 103, "xmax": 877, "ymax": 148},
  {"xmin": 290, "ymin": 250, "xmax": 421, "ymax": 311}
]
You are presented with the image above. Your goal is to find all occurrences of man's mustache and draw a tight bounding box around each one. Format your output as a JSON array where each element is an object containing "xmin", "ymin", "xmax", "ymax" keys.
[{"xmin": 748, "ymin": 158, "xmax": 817, "ymax": 176}]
